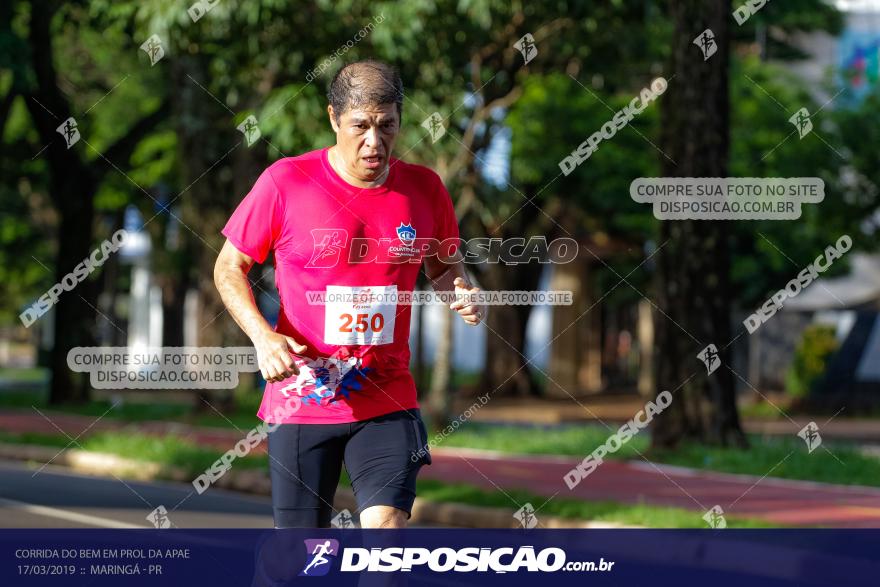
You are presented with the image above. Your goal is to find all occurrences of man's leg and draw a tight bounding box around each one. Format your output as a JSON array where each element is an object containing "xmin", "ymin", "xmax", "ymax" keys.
[
  {"xmin": 267, "ymin": 421, "xmax": 347, "ymax": 528},
  {"xmin": 343, "ymin": 409, "xmax": 431, "ymax": 529},
  {"xmin": 359, "ymin": 505, "xmax": 408, "ymax": 529}
]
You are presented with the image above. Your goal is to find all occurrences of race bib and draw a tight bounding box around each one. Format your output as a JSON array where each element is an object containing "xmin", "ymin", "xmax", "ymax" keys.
[{"xmin": 324, "ymin": 285, "xmax": 397, "ymax": 345}]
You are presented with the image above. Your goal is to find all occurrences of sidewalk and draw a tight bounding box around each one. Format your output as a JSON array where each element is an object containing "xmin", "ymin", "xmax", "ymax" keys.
[
  {"xmin": 425, "ymin": 446, "xmax": 880, "ymax": 528},
  {"xmin": 1, "ymin": 409, "xmax": 879, "ymax": 527}
]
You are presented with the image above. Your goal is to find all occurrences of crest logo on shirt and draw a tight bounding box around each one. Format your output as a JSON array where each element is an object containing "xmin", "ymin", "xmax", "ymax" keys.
[
  {"xmin": 306, "ymin": 228, "xmax": 348, "ymax": 268},
  {"xmin": 389, "ymin": 221, "xmax": 419, "ymax": 258},
  {"xmin": 396, "ymin": 222, "xmax": 416, "ymax": 246}
]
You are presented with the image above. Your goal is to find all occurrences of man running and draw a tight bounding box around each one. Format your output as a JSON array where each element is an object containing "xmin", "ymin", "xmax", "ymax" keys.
[{"xmin": 214, "ymin": 60, "xmax": 484, "ymax": 529}]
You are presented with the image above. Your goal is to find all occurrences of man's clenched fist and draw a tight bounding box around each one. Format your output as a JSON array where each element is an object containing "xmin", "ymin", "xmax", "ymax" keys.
[
  {"xmin": 450, "ymin": 276, "xmax": 486, "ymax": 326},
  {"xmin": 254, "ymin": 330, "xmax": 307, "ymax": 383}
]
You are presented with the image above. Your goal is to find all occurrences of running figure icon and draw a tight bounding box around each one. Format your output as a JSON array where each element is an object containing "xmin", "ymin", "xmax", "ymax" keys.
[{"xmin": 302, "ymin": 540, "xmax": 336, "ymax": 575}]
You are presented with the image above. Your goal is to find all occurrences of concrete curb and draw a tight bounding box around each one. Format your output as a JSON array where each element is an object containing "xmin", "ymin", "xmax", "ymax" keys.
[{"xmin": 0, "ymin": 443, "xmax": 636, "ymax": 529}]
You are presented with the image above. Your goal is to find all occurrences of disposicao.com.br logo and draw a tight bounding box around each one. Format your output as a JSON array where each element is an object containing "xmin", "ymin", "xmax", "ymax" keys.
[{"xmin": 299, "ymin": 539, "xmax": 614, "ymax": 575}]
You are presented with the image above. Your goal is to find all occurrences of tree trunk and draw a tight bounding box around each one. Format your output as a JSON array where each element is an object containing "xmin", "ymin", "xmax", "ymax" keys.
[
  {"xmin": 479, "ymin": 260, "xmax": 544, "ymax": 397},
  {"xmin": 426, "ymin": 306, "xmax": 453, "ymax": 428},
  {"xmin": 23, "ymin": 1, "xmax": 97, "ymax": 405},
  {"xmin": 548, "ymin": 248, "xmax": 603, "ymax": 397},
  {"xmin": 651, "ymin": 0, "xmax": 747, "ymax": 448},
  {"xmin": 477, "ymin": 200, "xmax": 546, "ymax": 398},
  {"xmin": 160, "ymin": 270, "xmax": 189, "ymax": 348},
  {"xmin": 414, "ymin": 272, "xmax": 427, "ymax": 395},
  {"xmin": 47, "ymin": 178, "xmax": 98, "ymax": 404}
]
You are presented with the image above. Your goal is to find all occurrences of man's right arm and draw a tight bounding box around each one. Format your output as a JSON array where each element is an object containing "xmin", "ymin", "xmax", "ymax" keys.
[{"xmin": 214, "ymin": 239, "xmax": 306, "ymax": 382}]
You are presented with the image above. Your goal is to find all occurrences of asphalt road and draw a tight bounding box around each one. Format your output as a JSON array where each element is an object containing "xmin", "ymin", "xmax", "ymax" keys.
[
  {"xmin": 0, "ymin": 459, "xmax": 274, "ymax": 528},
  {"xmin": 0, "ymin": 460, "xmax": 437, "ymax": 529}
]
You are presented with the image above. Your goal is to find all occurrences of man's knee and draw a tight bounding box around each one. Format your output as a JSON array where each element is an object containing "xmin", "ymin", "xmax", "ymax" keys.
[{"xmin": 359, "ymin": 505, "xmax": 408, "ymax": 529}]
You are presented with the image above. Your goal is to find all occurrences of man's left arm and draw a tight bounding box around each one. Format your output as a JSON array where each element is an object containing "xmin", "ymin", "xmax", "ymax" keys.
[{"xmin": 423, "ymin": 255, "xmax": 486, "ymax": 326}]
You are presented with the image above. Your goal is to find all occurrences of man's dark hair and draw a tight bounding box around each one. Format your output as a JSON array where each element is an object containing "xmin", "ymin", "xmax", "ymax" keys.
[{"xmin": 328, "ymin": 60, "xmax": 404, "ymax": 122}]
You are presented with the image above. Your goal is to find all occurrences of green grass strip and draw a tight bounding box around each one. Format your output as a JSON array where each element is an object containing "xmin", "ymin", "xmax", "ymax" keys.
[{"xmin": 440, "ymin": 422, "xmax": 880, "ymax": 487}]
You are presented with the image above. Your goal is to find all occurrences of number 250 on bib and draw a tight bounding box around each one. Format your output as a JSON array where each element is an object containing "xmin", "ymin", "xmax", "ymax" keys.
[{"xmin": 324, "ymin": 285, "xmax": 397, "ymax": 345}]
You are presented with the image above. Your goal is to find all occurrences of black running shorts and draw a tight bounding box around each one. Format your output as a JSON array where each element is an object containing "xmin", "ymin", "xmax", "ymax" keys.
[{"xmin": 266, "ymin": 408, "xmax": 431, "ymax": 528}]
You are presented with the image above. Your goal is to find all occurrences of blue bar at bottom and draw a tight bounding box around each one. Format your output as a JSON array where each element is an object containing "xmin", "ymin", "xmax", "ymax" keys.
[{"xmin": 1, "ymin": 529, "xmax": 877, "ymax": 586}]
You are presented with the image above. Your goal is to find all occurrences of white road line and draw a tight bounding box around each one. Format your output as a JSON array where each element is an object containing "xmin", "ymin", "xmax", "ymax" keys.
[{"xmin": 0, "ymin": 497, "xmax": 143, "ymax": 529}]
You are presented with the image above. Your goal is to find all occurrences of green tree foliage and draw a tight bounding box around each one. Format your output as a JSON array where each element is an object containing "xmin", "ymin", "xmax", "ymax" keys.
[{"xmin": 786, "ymin": 324, "xmax": 839, "ymax": 397}]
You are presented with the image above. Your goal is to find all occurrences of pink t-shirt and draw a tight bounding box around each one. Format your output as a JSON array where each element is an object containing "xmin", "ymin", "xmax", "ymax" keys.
[{"xmin": 221, "ymin": 147, "xmax": 459, "ymax": 424}]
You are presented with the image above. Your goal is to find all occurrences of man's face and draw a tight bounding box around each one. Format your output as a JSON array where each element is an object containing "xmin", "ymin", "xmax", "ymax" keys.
[{"xmin": 329, "ymin": 103, "xmax": 400, "ymax": 182}]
